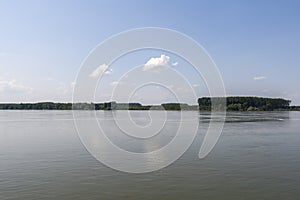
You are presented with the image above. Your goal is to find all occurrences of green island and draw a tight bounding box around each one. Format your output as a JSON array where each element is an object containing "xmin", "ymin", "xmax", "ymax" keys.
[
  {"xmin": 0, "ymin": 97, "xmax": 299, "ymax": 111},
  {"xmin": 198, "ymin": 97, "xmax": 296, "ymax": 111}
]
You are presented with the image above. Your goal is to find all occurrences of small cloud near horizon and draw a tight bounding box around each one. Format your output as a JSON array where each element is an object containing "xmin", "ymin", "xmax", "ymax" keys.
[
  {"xmin": 0, "ymin": 79, "xmax": 33, "ymax": 93},
  {"xmin": 89, "ymin": 64, "xmax": 112, "ymax": 78},
  {"xmin": 253, "ymin": 76, "xmax": 267, "ymax": 80},
  {"xmin": 110, "ymin": 81, "xmax": 119, "ymax": 86}
]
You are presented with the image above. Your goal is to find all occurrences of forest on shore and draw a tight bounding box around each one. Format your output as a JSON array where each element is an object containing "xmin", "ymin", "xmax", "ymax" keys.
[
  {"xmin": 198, "ymin": 97, "xmax": 295, "ymax": 111},
  {"xmin": 0, "ymin": 97, "xmax": 299, "ymax": 111}
]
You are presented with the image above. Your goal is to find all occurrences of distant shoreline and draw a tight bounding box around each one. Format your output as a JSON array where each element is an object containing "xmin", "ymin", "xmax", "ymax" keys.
[{"xmin": 0, "ymin": 97, "xmax": 300, "ymax": 111}]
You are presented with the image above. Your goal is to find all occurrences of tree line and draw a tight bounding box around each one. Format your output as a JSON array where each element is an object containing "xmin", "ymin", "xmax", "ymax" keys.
[
  {"xmin": 198, "ymin": 96, "xmax": 292, "ymax": 111},
  {"xmin": 0, "ymin": 102, "xmax": 198, "ymax": 110},
  {"xmin": 0, "ymin": 97, "xmax": 298, "ymax": 111}
]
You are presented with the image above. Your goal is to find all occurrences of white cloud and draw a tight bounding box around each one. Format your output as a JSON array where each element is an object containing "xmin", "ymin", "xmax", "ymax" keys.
[
  {"xmin": 0, "ymin": 79, "xmax": 33, "ymax": 93},
  {"xmin": 143, "ymin": 54, "xmax": 171, "ymax": 71},
  {"xmin": 89, "ymin": 64, "xmax": 112, "ymax": 78},
  {"xmin": 45, "ymin": 77, "xmax": 55, "ymax": 81},
  {"xmin": 110, "ymin": 81, "xmax": 119, "ymax": 86},
  {"xmin": 171, "ymin": 62, "xmax": 178, "ymax": 66},
  {"xmin": 104, "ymin": 68, "xmax": 113, "ymax": 75},
  {"xmin": 109, "ymin": 81, "xmax": 125, "ymax": 87},
  {"xmin": 253, "ymin": 76, "xmax": 267, "ymax": 80},
  {"xmin": 192, "ymin": 84, "xmax": 200, "ymax": 87}
]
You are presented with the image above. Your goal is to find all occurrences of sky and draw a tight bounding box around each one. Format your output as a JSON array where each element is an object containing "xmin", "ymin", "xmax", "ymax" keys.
[{"xmin": 0, "ymin": 0, "xmax": 300, "ymax": 105}]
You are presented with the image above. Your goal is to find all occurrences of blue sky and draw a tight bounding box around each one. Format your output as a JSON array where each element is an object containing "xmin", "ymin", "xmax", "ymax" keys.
[{"xmin": 0, "ymin": 0, "xmax": 300, "ymax": 104}]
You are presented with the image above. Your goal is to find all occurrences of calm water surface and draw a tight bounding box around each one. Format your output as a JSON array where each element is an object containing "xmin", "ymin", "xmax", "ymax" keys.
[{"xmin": 0, "ymin": 111, "xmax": 299, "ymax": 200}]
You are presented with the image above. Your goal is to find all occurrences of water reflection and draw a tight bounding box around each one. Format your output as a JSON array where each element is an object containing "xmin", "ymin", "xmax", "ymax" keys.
[{"xmin": 199, "ymin": 111, "xmax": 290, "ymax": 123}]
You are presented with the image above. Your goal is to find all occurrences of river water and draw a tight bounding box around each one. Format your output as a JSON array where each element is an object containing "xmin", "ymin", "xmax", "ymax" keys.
[{"xmin": 0, "ymin": 111, "xmax": 299, "ymax": 200}]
